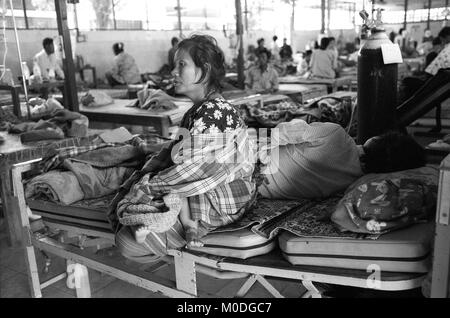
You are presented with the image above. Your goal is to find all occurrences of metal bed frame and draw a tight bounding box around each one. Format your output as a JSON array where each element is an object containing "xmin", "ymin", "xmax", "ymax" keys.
[{"xmin": 10, "ymin": 156, "xmax": 447, "ymax": 298}]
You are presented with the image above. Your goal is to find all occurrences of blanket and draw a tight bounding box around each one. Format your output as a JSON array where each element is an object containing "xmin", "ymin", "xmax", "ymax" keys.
[
  {"xmin": 8, "ymin": 108, "xmax": 89, "ymax": 142},
  {"xmin": 238, "ymin": 95, "xmax": 356, "ymax": 131},
  {"xmin": 137, "ymin": 88, "xmax": 178, "ymax": 111},
  {"xmin": 25, "ymin": 135, "xmax": 167, "ymax": 205},
  {"xmin": 25, "ymin": 164, "xmax": 133, "ymax": 205},
  {"xmin": 116, "ymin": 128, "xmax": 256, "ymax": 233},
  {"xmin": 212, "ymin": 195, "xmax": 377, "ymax": 240}
]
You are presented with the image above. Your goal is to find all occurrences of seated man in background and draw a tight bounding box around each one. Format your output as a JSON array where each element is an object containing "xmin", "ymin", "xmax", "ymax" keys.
[
  {"xmin": 105, "ymin": 42, "xmax": 141, "ymax": 87},
  {"xmin": 245, "ymin": 49, "xmax": 279, "ymax": 94},
  {"xmin": 309, "ymin": 37, "xmax": 338, "ymax": 79},
  {"xmin": 279, "ymin": 38, "xmax": 293, "ymax": 62},
  {"xmin": 33, "ymin": 37, "xmax": 65, "ymax": 81}
]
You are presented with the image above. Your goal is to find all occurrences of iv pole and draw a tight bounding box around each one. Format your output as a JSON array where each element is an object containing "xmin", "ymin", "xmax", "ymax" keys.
[{"xmin": 8, "ymin": 0, "xmax": 31, "ymax": 119}]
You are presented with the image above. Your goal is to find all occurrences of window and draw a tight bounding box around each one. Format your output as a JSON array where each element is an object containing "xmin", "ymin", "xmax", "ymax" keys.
[{"xmin": 4, "ymin": 0, "xmax": 27, "ymax": 29}]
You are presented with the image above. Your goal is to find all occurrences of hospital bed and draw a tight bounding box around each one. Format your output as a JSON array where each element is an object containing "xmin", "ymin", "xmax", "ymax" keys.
[
  {"xmin": 10, "ymin": 153, "xmax": 449, "ymax": 298},
  {"xmin": 279, "ymin": 76, "xmax": 354, "ymax": 94}
]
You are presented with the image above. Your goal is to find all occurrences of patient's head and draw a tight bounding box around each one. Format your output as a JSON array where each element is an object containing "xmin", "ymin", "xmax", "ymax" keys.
[{"xmin": 360, "ymin": 131, "xmax": 426, "ymax": 173}]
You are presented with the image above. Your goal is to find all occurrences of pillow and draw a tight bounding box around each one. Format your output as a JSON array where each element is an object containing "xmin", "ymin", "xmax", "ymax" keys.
[{"xmin": 331, "ymin": 166, "xmax": 439, "ymax": 234}]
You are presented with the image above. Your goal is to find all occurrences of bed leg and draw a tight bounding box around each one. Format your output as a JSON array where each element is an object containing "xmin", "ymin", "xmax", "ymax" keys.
[
  {"xmin": 235, "ymin": 274, "xmax": 258, "ymax": 298},
  {"xmin": 66, "ymin": 260, "xmax": 91, "ymax": 298},
  {"xmin": 301, "ymin": 280, "xmax": 322, "ymax": 298},
  {"xmin": 174, "ymin": 254, "xmax": 197, "ymax": 296},
  {"xmin": 24, "ymin": 244, "xmax": 43, "ymax": 298},
  {"xmin": 11, "ymin": 166, "xmax": 42, "ymax": 298}
]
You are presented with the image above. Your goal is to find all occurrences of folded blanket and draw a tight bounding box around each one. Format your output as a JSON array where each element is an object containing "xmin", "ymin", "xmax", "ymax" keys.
[
  {"xmin": 8, "ymin": 108, "xmax": 89, "ymax": 140},
  {"xmin": 25, "ymin": 170, "xmax": 84, "ymax": 205},
  {"xmin": 25, "ymin": 163, "xmax": 133, "ymax": 205},
  {"xmin": 137, "ymin": 88, "xmax": 178, "ymax": 111}
]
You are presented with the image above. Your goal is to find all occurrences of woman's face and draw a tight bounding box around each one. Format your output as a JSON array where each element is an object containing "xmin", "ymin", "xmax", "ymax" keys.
[{"xmin": 171, "ymin": 49, "xmax": 206, "ymax": 100}]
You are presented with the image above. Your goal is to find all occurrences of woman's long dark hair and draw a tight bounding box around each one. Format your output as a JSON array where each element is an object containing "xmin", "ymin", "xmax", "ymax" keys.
[{"xmin": 176, "ymin": 34, "xmax": 226, "ymax": 92}]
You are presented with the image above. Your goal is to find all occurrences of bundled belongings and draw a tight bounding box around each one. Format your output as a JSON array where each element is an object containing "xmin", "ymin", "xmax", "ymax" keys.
[
  {"xmin": 8, "ymin": 108, "xmax": 89, "ymax": 142},
  {"xmin": 239, "ymin": 98, "xmax": 305, "ymax": 128},
  {"xmin": 136, "ymin": 88, "xmax": 178, "ymax": 111},
  {"xmin": 237, "ymin": 94, "xmax": 356, "ymax": 131},
  {"xmin": 134, "ymin": 86, "xmax": 196, "ymax": 112},
  {"xmin": 331, "ymin": 166, "xmax": 439, "ymax": 235},
  {"xmin": 27, "ymin": 97, "xmax": 64, "ymax": 117},
  {"xmin": 80, "ymin": 90, "xmax": 114, "ymax": 107},
  {"xmin": 25, "ymin": 134, "xmax": 168, "ymax": 205}
]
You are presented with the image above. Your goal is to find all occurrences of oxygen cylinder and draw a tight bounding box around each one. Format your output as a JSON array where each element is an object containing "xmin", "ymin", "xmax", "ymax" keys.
[{"xmin": 357, "ymin": 27, "xmax": 398, "ymax": 144}]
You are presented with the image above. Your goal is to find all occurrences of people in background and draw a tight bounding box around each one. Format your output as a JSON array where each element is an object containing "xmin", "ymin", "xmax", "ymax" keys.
[
  {"xmin": 403, "ymin": 39, "xmax": 419, "ymax": 58},
  {"xmin": 389, "ymin": 30, "xmax": 396, "ymax": 43},
  {"xmin": 105, "ymin": 42, "xmax": 141, "ymax": 87},
  {"xmin": 400, "ymin": 26, "xmax": 450, "ymax": 133},
  {"xmin": 279, "ymin": 38, "xmax": 293, "ymax": 62},
  {"xmin": 422, "ymin": 29, "xmax": 434, "ymax": 43},
  {"xmin": 425, "ymin": 26, "xmax": 450, "ymax": 77},
  {"xmin": 245, "ymin": 44, "xmax": 257, "ymax": 69},
  {"xmin": 270, "ymin": 35, "xmax": 280, "ymax": 61},
  {"xmin": 245, "ymin": 49, "xmax": 279, "ymax": 93},
  {"xmin": 168, "ymin": 37, "xmax": 179, "ymax": 71},
  {"xmin": 298, "ymin": 50, "xmax": 312, "ymax": 77},
  {"xmin": 327, "ymin": 36, "xmax": 339, "ymax": 73},
  {"xmin": 255, "ymin": 38, "xmax": 267, "ymax": 57},
  {"xmin": 425, "ymin": 37, "xmax": 444, "ymax": 67},
  {"xmin": 423, "ymin": 26, "xmax": 450, "ymax": 133},
  {"xmin": 33, "ymin": 37, "xmax": 64, "ymax": 81},
  {"xmin": 338, "ymin": 37, "xmax": 361, "ymax": 67},
  {"xmin": 348, "ymin": 37, "xmax": 361, "ymax": 62},
  {"xmin": 309, "ymin": 37, "xmax": 338, "ymax": 79},
  {"xmin": 394, "ymin": 28, "xmax": 407, "ymax": 51}
]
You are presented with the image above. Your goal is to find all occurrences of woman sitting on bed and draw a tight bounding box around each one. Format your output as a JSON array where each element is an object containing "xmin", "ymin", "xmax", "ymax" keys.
[
  {"xmin": 309, "ymin": 37, "xmax": 338, "ymax": 79},
  {"xmin": 115, "ymin": 35, "xmax": 256, "ymax": 256}
]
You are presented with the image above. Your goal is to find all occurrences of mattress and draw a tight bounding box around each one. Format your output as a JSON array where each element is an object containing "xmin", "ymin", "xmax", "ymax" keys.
[
  {"xmin": 278, "ymin": 222, "xmax": 434, "ymax": 273},
  {"xmin": 28, "ymin": 197, "xmax": 112, "ymax": 231},
  {"xmin": 185, "ymin": 228, "xmax": 276, "ymax": 259},
  {"xmin": 28, "ymin": 198, "xmax": 275, "ymax": 259}
]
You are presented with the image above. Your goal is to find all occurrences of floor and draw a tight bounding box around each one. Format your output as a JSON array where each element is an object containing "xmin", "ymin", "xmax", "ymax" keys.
[{"xmin": 0, "ymin": 218, "xmax": 307, "ymax": 298}]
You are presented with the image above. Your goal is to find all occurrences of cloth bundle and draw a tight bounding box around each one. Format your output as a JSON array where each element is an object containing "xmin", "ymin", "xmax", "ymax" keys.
[
  {"xmin": 25, "ymin": 163, "xmax": 133, "ymax": 205},
  {"xmin": 8, "ymin": 108, "xmax": 89, "ymax": 142},
  {"xmin": 25, "ymin": 137, "xmax": 161, "ymax": 205},
  {"xmin": 136, "ymin": 88, "xmax": 179, "ymax": 111},
  {"xmin": 240, "ymin": 99, "xmax": 305, "ymax": 128},
  {"xmin": 80, "ymin": 91, "xmax": 114, "ymax": 107},
  {"xmin": 331, "ymin": 166, "xmax": 439, "ymax": 235},
  {"xmin": 116, "ymin": 128, "xmax": 256, "ymax": 233},
  {"xmin": 239, "ymin": 95, "xmax": 356, "ymax": 131}
]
